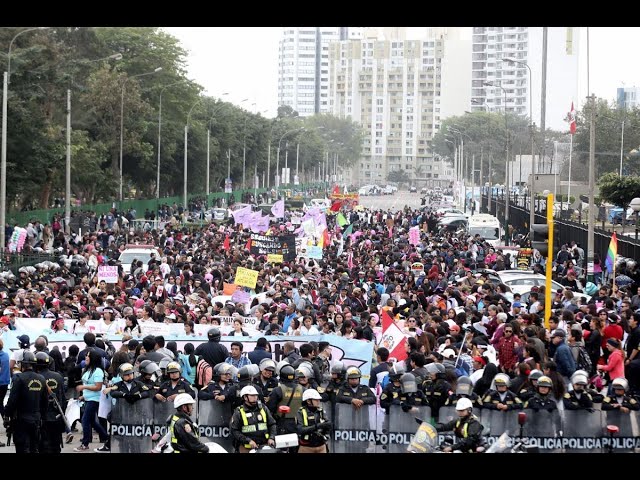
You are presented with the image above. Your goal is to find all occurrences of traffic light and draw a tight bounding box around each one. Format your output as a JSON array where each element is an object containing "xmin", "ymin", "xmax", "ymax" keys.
[{"xmin": 531, "ymin": 223, "xmax": 549, "ymax": 257}]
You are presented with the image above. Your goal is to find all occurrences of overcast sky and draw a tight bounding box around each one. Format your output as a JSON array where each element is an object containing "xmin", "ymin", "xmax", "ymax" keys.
[{"xmin": 163, "ymin": 27, "xmax": 640, "ymax": 119}]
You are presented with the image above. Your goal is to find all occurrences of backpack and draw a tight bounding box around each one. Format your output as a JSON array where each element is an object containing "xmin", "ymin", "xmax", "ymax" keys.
[
  {"xmin": 571, "ymin": 345, "xmax": 593, "ymax": 373},
  {"xmin": 194, "ymin": 359, "xmax": 212, "ymax": 390}
]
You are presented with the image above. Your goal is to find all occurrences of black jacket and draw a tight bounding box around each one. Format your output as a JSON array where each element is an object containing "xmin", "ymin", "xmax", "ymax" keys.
[
  {"xmin": 296, "ymin": 405, "xmax": 330, "ymax": 447},
  {"xmin": 194, "ymin": 341, "xmax": 229, "ymax": 370},
  {"xmin": 110, "ymin": 379, "xmax": 152, "ymax": 403},
  {"xmin": 5, "ymin": 369, "xmax": 48, "ymax": 423},
  {"xmin": 436, "ymin": 414, "xmax": 484, "ymax": 452},
  {"xmin": 170, "ymin": 411, "xmax": 209, "ymax": 453}
]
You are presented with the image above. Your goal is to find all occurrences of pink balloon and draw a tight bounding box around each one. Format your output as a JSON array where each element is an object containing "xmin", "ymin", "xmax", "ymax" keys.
[{"xmin": 370, "ymin": 229, "xmax": 376, "ymax": 235}]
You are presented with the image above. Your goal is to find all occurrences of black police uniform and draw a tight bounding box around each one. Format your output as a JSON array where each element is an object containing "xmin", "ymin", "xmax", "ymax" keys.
[
  {"xmin": 138, "ymin": 375, "xmax": 160, "ymax": 393},
  {"xmin": 424, "ymin": 376, "xmax": 452, "ymax": 418},
  {"xmin": 517, "ymin": 385, "xmax": 536, "ymax": 402},
  {"xmin": 601, "ymin": 394, "xmax": 640, "ymax": 411},
  {"xmin": 157, "ymin": 378, "xmax": 195, "ymax": 400},
  {"xmin": 296, "ymin": 404, "xmax": 331, "ymax": 450},
  {"xmin": 318, "ymin": 378, "xmax": 344, "ymax": 404},
  {"xmin": 229, "ymin": 401, "xmax": 277, "ymax": 451},
  {"xmin": 169, "ymin": 410, "xmax": 209, "ymax": 453},
  {"xmin": 482, "ymin": 389, "xmax": 523, "ymax": 411},
  {"xmin": 253, "ymin": 376, "xmax": 279, "ymax": 404},
  {"xmin": 229, "ymin": 381, "xmax": 264, "ymax": 410},
  {"xmin": 4, "ymin": 369, "xmax": 48, "ymax": 453},
  {"xmin": 267, "ymin": 382, "xmax": 304, "ymax": 435},
  {"xmin": 379, "ymin": 383, "xmax": 403, "ymax": 413},
  {"xmin": 39, "ymin": 369, "xmax": 66, "ymax": 454},
  {"xmin": 198, "ymin": 380, "xmax": 235, "ymax": 402},
  {"xmin": 524, "ymin": 393, "xmax": 557, "ymax": 412},
  {"xmin": 435, "ymin": 414, "xmax": 484, "ymax": 452},
  {"xmin": 399, "ymin": 390, "xmax": 429, "ymax": 411},
  {"xmin": 110, "ymin": 379, "xmax": 152, "ymax": 403},
  {"xmin": 563, "ymin": 390, "xmax": 594, "ymax": 410},
  {"xmin": 336, "ymin": 383, "xmax": 376, "ymax": 405}
]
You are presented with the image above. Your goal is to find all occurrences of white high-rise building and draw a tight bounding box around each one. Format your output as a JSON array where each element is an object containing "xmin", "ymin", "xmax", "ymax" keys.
[
  {"xmin": 617, "ymin": 86, "xmax": 640, "ymax": 110},
  {"xmin": 470, "ymin": 27, "xmax": 580, "ymax": 131},
  {"xmin": 329, "ymin": 28, "xmax": 465, "ymax": 187},
  {"xmin": 277, "ymin": 27, "xmax": 362, "ymax": 117}
]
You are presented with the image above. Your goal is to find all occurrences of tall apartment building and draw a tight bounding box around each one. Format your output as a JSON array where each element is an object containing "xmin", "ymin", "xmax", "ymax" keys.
[
  {"xmin": 329, "ymin": 28, "xmax": 466, "ymax": 187},
  {"xmin": 277, "ymin": 27, "xmax": 362, "ymax": 117},
  {"xmin": 617, "ymin": 86, "xmax": 640, "ymax": 110},
  {"xmin": 470, "ymin": 27, "xmax": 580, "ymax": 131}
]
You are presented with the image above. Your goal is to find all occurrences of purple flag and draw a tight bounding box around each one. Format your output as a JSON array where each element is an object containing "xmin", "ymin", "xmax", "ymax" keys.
[
  {"xmin": 231, "ymin": 205, "xmax": 252, "ymax": 225},
  {"xmin": 249, "ymin": 213, "xmax": 271, "ymax": 233},
  {"xmin": 271, "ymin": 200, "xmax": 285, "ymax": 218}
]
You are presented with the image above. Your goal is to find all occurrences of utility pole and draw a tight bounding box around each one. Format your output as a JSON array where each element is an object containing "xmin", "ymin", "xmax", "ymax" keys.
[
  {"xmin": 587, "ymin": 94, "xmax": 596, "ymax": 283},
  {"xmin": 65, "ymin": 89, "xmax": 71, "ymax": 235},
  {"xmin": 541, "ymin": 27, "xmax": 548, "ymax": 173},
  {"xmin": 488, "ymin": 155, "xmax": 493, "ymax": 214},
  {"xmin": 529, "ymin": 123, "xmax": 536, "ymax": 232}
]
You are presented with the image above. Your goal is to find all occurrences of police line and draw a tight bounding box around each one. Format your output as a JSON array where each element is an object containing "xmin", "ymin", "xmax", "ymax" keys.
[
  {"xmin": 107, "ymin": 400, "xmax": 640, "ymax": 453},
  {"xmin": 0, "ymin": 327, "xmax": 374, "ymax": 380}
]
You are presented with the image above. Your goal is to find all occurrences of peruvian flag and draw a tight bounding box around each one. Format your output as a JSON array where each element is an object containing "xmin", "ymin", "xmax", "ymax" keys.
[
  {"xmin": 223, "ymin": 235, "xmax": 230, "ymax": 250},
  {"xmin": 378, "ymin": 309, "xmax": 408, "ymax": 362},
  {"xmin": 568, "ymin": 101, "xmax": 577, "ymax": 135}
]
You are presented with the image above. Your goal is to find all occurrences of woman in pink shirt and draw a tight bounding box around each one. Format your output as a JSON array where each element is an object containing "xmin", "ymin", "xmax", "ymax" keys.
[{"xmin": 597, "ymin": 338, "xmax": 625, "ymax": 381}]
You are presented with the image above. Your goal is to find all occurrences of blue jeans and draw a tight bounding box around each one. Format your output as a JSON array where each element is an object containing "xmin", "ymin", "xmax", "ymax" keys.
[{"xmin": 81, "ymin": 400, "xmax": 108, "ymax": 446}]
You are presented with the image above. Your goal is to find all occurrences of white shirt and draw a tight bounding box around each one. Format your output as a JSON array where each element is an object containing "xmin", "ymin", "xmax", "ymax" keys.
[{"xmin": 299, "ymin": 325, "xmax": 319, "ymax": 336}]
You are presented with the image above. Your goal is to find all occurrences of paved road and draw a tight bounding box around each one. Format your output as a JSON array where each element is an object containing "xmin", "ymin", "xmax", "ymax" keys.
[
  {"xmin": 0, "ymin": 430, "xmax": 99, "ymax": 453},
  {"xmin": 358, "ymin": 191, "xmax": 423, "ymax": 211}
]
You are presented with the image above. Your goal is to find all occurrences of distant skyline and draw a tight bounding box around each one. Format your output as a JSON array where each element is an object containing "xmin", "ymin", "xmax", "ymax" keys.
[{"xmin": 164, "ymin": 26, "xmax": 640, "ymax": 122}]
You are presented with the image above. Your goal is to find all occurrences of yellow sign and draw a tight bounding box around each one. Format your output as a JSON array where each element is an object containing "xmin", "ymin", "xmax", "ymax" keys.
[
  {"xmin": 235, "ymin": 267, "xmax": 259, "ymax": 289},
  {"xmin": 267, "ymin": 253, "xmax": 284, "ymax": 264}
]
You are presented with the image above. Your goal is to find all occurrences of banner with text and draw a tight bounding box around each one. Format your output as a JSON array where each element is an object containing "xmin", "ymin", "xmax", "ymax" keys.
[{"xmin": 249, "ymin": 234, "xmax": 296, "ymax": 262}]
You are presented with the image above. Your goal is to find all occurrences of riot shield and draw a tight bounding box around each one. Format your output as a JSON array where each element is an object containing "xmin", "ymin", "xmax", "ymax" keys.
[
  {"xmin": 603, "ymin": 410, "xmax": 640, "ymax": 452},
  {"xmin": 153, "ymin": 397, "xmax": 198, "ymax": 438},
  {"xmin": 407, "ymin": 421, "xmax": 438, "ymax": 453},
  {"xmin": 479, "ymin": 410, "xmax": 519, "ymax": 438},
  {"xmin": 110, "ymin": 397, "xmax": 154, "ymax": 453},
  {"xmin": 437, "ymin": 406, "xmax": 458, "ymax": 425},
  {"xmin": 197, "ymin": 399, "xmax": 234, "ymax": 453},
  {"xmin": 332, "ymin": 404, "xmax": 378, "ymax": 453},
  {"xmin": 384, "ymin": 405, "xmax": 431, "ymax": 453},
  {"xmin": 561, "ymin": 409, "xmax": 603, "ymax": 453},
  {"xmin": 522, "ymin": 409, "xmax": 561, "ymax": 452},
  {"xmin": 321, "ymin": 401, "xmax": 334, "ymax": 453}
]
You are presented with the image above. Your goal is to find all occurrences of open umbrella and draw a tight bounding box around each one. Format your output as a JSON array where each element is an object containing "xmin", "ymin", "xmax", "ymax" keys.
[{"xmin": 615, "ymin": 274, "xmax": 633, "ymax": 287}]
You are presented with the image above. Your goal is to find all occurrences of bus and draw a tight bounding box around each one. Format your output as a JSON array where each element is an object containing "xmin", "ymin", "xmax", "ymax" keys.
[{"xmin": 467, "ymin": 214, "xmax": 502, "ymax": 247}]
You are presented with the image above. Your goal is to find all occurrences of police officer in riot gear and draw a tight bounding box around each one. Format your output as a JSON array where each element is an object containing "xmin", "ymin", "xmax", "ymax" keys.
[
  {"xmin": 169, "ymin": 393, "xmax": 209, "ymax": 453},
  {"xmin": 398, "ymin": 373, "xmax": 429, "ymax": 411},
  {"xmin": 602, "ymin": 378, "xmax": 640, "ymax": 412},
  {"xmin": 156, "ymin": 362, "xmax": 195, "ymax": 404},
  {"xmin": 435, "ymin": 398, "xmax": 484, "ymax": 453},
  {"xmin": 523, "ymin": 375, "xmax": 557, "ymax": 412},
  {"xmin": 230, "ymin": 364, "xmax": 262, "ymax": 410},
  {"xmin": 444, "ymin": 376, "xmax": 483, "ymax": 408},
  {"xmin": 296, "ymin": 388, "xmax": 331, "ymax": 453},
  {"xmin": 4, "ymin": 351, "xmax": 48, "ymax": 453},
  {"xmin": 336, "ymin": 367, "xmax": 376, "ymax": 408},
  {"xmin": 563, "ymin": 374, "xmax": 594, "ymax": 410},
  {"xmin": 423, "ymin": 362, "xmax": 452, "ymax": 419},
  {"xmin": 517, "ymin": 369, "xmax": 543, "ymax": 402},
  {"xmin": 380, "ymin": 362, "xmax": 405, "ymax": 413},
  {"xmin": 254, "ymin": 358, "xmax": 279, "ymax": 404},
  {"xmin": 109, "ymin": 363, "xmax": 151, "ymax": 404},
  {"xmin": 199, "ymin": 363, "xmax": 237, "ymax": 402},
  {"xmin": 267, "ymin": 364, "xmax": 304, "ymax": 436},
  {"xmin": 230, "ymin": 386, "xmax": 277, "ymax": 453},
  {"xmin": 137, "ymin": 360, "xmax": 161, "ymax": 393},
  {"xmin": 34, "ymin": 352, "xmax": 66, "ymax": 453},
  {"xmin": 482, "ymin": 373, "xmax": 522, "ymax": 411},
  {"xmin": 570, "ymin": 369, "xmax": 603, "ymax": 402},
  {"xmin": 194, "ymin": 328, "xmax": 229, "ymax": 368},
  {"xmin": 296, "ymin": 363, "xmax": 318, "ymax": 391},
  {"xmin": 319, "ymin": 361, "xmax": 346, "ymax": 404}
]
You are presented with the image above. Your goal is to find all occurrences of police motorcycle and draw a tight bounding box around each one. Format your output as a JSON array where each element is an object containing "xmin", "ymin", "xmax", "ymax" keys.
[{"xmin": 248, "ymin": 406, "xmax": 300, "ymax": 453}]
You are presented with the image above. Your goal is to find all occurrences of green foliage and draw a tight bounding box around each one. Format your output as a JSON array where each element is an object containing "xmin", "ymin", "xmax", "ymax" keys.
[
  {"xmin": 0, "ymin": 27, "xmax": 362, "ymax": 210},
  {"xmin": 597, "ymin": 172, "xmax": 640, "ymax": 209},
  {"xmin": 387, "ymin": 170, "xmax": 410, "ymax": 184}
]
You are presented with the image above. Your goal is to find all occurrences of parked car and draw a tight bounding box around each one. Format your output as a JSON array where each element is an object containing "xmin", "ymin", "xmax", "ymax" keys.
[
  {"xmin": 118, "ymin": 245, "xmax": 162, "ymax": 274},
  {"xmin": 409, "ymin": 186, "xmax": 417, "ymax": 193}
]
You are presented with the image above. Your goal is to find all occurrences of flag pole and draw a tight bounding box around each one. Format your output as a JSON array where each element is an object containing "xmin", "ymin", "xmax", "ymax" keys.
[
  {"xmin": 612, "ymin": 240, "xmax": 616, "ymax": 289},
  {"xmin": 568, "ymin": 134, "xmax": 573, "ymax": 210}
]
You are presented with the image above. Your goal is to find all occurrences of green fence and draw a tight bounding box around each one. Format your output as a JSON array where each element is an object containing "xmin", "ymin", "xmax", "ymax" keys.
[
  {"xmin": 0, "ymin": 251, "xmax": 60, "ymax": 274},
  {"xmin": 7, "ymin": 183, "xmax": 326, "ymax": 227}
]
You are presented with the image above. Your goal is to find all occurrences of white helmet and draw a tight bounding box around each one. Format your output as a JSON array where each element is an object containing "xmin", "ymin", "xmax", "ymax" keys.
[
  {"xmin": 456, "ymin": 398, "xmax": 473, "ymax": 411},
  {"xmin": 174, "ymin": 393, "xmax": 195, "ymax": 409},
  {"xmin": 302, "ymin": 389, "xmax": 322, "ymax": 402},
  {"xmin": 240, "ymin": 385, "xmax": 259, "ymax": 397}
]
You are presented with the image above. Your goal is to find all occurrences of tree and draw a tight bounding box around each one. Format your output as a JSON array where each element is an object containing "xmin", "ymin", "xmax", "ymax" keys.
[
  {"xmin": 387, "ymin": 170, "xmax": 410, "ymax": 184},
  {"xmin": 597, "ymin": 172, "xmax": 640, "ymax": 209}
]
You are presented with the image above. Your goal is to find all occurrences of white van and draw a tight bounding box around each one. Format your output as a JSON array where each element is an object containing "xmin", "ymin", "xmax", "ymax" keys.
[{"xmin": 467, "ymin": 214, "xmax": 502, "ymax": 247}]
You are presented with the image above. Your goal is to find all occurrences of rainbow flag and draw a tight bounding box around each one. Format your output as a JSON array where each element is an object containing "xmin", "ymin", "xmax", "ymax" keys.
[{"xmin": 605, "ymin": 232, "xmax": 618, "ymax": 273}]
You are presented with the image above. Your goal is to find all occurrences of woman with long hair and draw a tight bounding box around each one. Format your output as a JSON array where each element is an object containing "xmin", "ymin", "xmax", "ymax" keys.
[
  {"xmin": 74, "ymin": 349, "xmax": 110, "ymax": 452},
  {"xmin": 123, "ymin": 315, "xmax": 142, "ymax": 337},
  {"xmin": 542, "ymin": 360, "xmax": 566, "ymax": 402},
  {"xmin": 180, "ymin": 343, "xmax": 198, "ymax": 385}
]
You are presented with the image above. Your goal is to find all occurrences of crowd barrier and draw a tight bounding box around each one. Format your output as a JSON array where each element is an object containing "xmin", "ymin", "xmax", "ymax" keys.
[{"xmin": 108, "ymin": 395, "xmax": 640, "ymax": 453}]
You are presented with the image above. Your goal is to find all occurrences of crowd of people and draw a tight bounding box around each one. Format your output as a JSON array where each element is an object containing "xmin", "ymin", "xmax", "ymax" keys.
[{"xmin": 2, "ymin": 194, "xmax": 640, "ymax": 453}]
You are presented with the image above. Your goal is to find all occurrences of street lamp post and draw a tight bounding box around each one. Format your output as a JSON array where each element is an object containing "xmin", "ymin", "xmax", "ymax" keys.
[
  {"xmin": 631, "ymin": 198, "xmax": 640, "ymax": 240},
  {"xmin": 157, "ymin": 81, "xmax": 182, "ymax": 200},
  {"xmin": 503, "ymin": 57, "xmax": 535, "ymax": 235},
  {"xmin": 119, "ymin": 67, "xmax": 162, "ymax": 202},
  {"xmin": 205, "ymin": 94, "xmax": 229, "ymax": 201},
  {"xmin": 266, "ymin": 118, "xmax": 280, "ymax": 189},
  {"xmin": 276, "ymin": 127, "xmax": 304, "ymax": 198},
  {"xmin": 484, "ymin": 81, "xmax": 510, "ymax": 244},
  {"xmin": 184, "ymin": 97, "xmax": 202, "ymax": 212},
  {"xmin": 2, "ymin": 27, "xmax": 50, "ymax": 250},
  {"xmin": 296, "ymin": 126, "xmax": 325, "ymax": 186}
]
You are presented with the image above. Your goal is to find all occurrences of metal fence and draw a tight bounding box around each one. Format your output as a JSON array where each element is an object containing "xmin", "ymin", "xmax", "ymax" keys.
[{"xmin": 0, "ymin": 251, "xmax": 59, "ymax": 274}]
